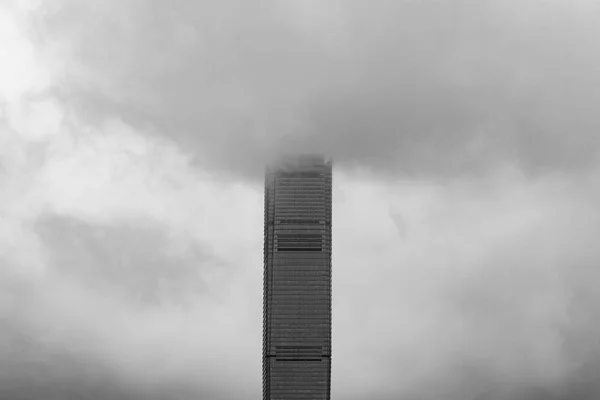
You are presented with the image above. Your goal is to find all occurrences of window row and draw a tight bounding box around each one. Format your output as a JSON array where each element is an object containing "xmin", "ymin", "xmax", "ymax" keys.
[
  {"xmin": 269, "ymin": 261, "xmax": 330, "ymax": 266},
  {"xmin": 269, "ymin": 321, "xmax": 330, "ymax": 325},
  {"xmin": 266, "ymin": 295, "xmax": 330, "ymax": 299},
  {"xmin": 270, "ymin": 276, "xmax": 330, "ymax": 280}
]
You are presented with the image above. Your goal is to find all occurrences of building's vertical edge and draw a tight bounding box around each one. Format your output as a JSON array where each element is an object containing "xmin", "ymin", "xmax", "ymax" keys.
[
  {"xmin": 262, "ymin": 170, "xmax": 266, "ymax": 400},
  {"xmin": 327, "ymin": 159, "xmax": 333, "ymax": 400},
  {"xmin": 262, "ymin": 168, "xmax": 270, "ymax": 400}
]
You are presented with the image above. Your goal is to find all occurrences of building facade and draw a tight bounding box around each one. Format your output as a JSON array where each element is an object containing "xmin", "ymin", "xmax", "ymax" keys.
[{"xmin": 263, "ymin": 155, "xmax": 332, "ymax": 400}]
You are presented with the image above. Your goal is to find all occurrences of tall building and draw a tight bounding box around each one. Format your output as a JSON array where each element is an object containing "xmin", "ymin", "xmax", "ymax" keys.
[{"xmin": 263, "ymin": 155, "xmax": 333, "ymax": 400}]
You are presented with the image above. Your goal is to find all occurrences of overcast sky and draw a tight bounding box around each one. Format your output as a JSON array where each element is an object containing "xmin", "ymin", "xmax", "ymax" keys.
[{"xmin": 2, "ymin": 0, "xmax": 600, "ymax": 399}]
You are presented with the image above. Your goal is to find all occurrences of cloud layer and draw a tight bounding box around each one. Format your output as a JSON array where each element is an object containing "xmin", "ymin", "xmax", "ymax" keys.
[
  {"xmin": 30, "ymin": 0, "xmax": 600, "ymax": 179},
  {"xmin": 3, "ymin": 1, "xmax": 600, "ymax": 399}
]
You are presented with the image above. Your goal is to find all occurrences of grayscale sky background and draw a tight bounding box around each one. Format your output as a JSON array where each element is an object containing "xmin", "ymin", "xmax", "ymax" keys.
[{"xmin": 2, "ymin": 0, "xmax": 600, "ymax": 399}]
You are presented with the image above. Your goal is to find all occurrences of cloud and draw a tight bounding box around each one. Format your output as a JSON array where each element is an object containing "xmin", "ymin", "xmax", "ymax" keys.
[
  {"xmin": 0, "ymin": 5, "xmax": 261, "ymax": 395},
  {"xmin": 332, "ymin": 168, "xmax": 600, "ymax": 400},
  {"xmin": 3, "ymin": 1, "xmax": 600, "ymax": 399},
  {"xmin": 25, "ymin": 0, "xmax": 600, "ymax": 179},
  {"xmin": 0, "ymin": 5, "xmax": 50, "ymax": 102}
]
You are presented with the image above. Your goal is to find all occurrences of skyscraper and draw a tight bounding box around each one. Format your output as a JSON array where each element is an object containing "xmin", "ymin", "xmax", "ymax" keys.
[{"xmin": 263, "ymin": 155, "xmax": 333, "ymax": 400}]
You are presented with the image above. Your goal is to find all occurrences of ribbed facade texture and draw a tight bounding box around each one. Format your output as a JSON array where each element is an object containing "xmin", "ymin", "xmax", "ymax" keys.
[{"xmin": 263, "ymin": 155, "xmax": 332, "ymax": 400}]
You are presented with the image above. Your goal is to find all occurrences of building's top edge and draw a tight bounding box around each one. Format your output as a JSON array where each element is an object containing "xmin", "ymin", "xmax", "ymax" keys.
[
  {"xmin": 281, "ymin": 153, "xmax": 330, "ymax": 163},
  {"xmin": 267, "ymin": 154, "xmax": 332, "ymax": 171}
]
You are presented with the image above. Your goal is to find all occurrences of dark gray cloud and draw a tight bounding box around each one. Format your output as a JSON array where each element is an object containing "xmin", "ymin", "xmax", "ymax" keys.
[
  {"xmin": 35, "ymin": 214, "xmax": 222, "ymax": 306},
  {"xmin": 30, "ymin": 0, "xmax": 600, "ymax": 179}
]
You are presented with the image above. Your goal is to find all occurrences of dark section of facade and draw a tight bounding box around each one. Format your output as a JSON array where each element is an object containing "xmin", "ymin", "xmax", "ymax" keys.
[{"xmin": 263, "ymin": 155, "xmax": 332, "ymax": 400}]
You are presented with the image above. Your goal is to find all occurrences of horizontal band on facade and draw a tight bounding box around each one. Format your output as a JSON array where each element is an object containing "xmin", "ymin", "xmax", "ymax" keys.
[
  {"xmin": 266, "ymin": 355, "xmax": 331, "ymax": 359},
  {"xmin": 267, "ymin": 219, "xmax": 330, "ymax": 224}
]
